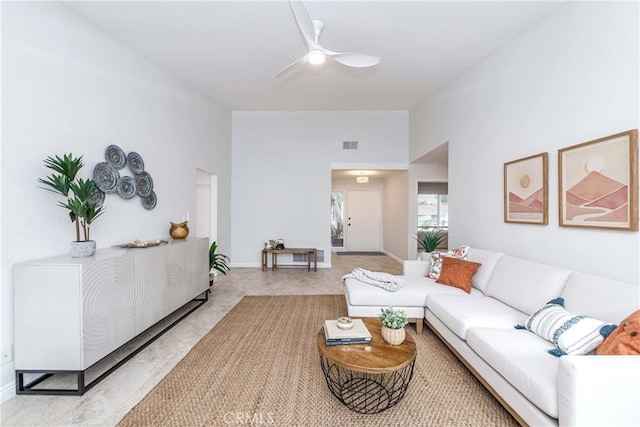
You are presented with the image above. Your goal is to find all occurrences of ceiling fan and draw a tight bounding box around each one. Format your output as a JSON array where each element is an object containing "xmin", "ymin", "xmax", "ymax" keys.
[{"xmin": 275, "ymin": 0, "xmax": 381, "ymax": 78}]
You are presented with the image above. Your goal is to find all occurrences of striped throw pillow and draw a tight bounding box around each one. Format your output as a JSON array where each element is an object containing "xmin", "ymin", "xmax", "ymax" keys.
[{"xmin": 516, "ymin": 297, "xmax": 615, "ymax": 357}]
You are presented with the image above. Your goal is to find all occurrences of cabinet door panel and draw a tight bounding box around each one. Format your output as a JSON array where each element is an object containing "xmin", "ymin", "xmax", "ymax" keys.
[
  {"xmin": 190, "ymin": 238, "xmax": 209, "ymax": 297},
  {"xmin": 82, "ymin": 255, "xmax": 136, "ymax": 368},
  {"xmin": 14, "ymin": 265, "xmax": 83, "ymax": 370},
  {"xmin": 134, "ymin": 246, "xmax": 169, "ymax": 333},
  {"xmin": 168, "ymin": 239, "xmax": 209, "ymax": 311},
  {"xmin": 167, "ymin": 242, "xmax": 190, "ymax": 312}
]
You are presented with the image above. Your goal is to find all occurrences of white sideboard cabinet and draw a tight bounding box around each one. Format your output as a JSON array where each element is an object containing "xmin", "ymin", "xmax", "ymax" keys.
[{"xmin": 13, "ymin": 238, "xmax": 209, "ymax": 395}]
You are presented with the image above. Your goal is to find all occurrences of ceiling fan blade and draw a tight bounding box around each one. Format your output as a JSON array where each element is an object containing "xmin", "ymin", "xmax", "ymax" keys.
[
  {"xmin": 288, "ymin": 0, "xmax": 320, "ymax": 49},
  {"xmin": 275, "ymin": 54, "xmax": 307, "ymax": 78},
  {"xmin": 327, "ymin": 52, "xmax": 381, "ymax": 68}
]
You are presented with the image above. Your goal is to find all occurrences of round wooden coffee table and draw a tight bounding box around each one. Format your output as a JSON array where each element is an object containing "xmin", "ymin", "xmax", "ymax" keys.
[{"xmin": 317, "ymin": 317, "xmax": 417, "ymax": 414}]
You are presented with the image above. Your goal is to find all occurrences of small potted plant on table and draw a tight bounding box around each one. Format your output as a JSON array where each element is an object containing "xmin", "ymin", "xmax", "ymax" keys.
[
  {"xmin": 38, "ymin": 153, "xmax": 105, "ymax": 257},
  {"xmin": 379, "ymin": 307, "xmax": 409, "ymax": 345}
]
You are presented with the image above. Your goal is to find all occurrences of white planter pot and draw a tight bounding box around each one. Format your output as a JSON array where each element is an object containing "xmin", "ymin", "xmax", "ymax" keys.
[
  {"xmin": 70, "ymin": 240, "xmax": 96, "ymax": 258},
  {"xmin": 420, "ymin": 252, "xmax": 433, "ymax": 271}
]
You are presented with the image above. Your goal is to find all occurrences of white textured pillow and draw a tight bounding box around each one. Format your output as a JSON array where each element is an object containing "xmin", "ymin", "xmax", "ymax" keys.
[
  {"xmin": 516, "ymin": 297, "xmax": 615, "ymax": 357},
  {"xmin": 427, "ymin": 246, "xmax": 469, "ymax": 279}
]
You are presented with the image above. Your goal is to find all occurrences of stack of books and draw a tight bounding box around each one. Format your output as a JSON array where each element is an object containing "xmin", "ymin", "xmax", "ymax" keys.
[{"xmin": 322, "ymin": 319, "xmax": 372, "ymax": 346}]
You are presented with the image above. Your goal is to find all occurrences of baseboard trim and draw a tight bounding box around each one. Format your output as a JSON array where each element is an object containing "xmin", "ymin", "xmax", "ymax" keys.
[
  {"xmin": 1, "ymin": 380, "xmax": 16, "ymax": 403},
  {"xmin": 230, "ymin": 262, "xmax": 331, "ymax": 269},
  {"xmin": 382, "ymin": 250, "xmax": 402, "ymax": 264}
]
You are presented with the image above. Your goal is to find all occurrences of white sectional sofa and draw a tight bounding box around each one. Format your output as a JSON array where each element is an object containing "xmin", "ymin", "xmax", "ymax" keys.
[{"xmin": 343, "ymin": 247, "xmax": 640, "ymax": 426}]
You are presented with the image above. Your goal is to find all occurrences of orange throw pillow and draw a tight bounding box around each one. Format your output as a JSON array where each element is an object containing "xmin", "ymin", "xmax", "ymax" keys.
[
  {"xmin": 596, "ymin": 309, "xmax": 640, "ymax": 355},
  {"xmin": 435, "ymin": 257, "xmax": 481, "ymax": 294}
]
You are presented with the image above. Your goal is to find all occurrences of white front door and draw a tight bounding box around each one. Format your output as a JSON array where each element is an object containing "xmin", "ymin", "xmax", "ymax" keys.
[{"xmin": 346, "ymin": 190, "xmax": 381, "ymax": 252}]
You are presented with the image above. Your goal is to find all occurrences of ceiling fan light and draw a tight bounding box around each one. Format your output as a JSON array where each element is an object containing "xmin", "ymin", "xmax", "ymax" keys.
[{"xmin": 307, "ymin": 50, "xmax": 326, "ymax": 65}]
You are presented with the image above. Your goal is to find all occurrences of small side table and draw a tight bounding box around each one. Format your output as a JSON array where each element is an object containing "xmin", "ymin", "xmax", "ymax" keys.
[{"xmin": 261, "ymin": 248, "xmax": 317, "ymax": 271}]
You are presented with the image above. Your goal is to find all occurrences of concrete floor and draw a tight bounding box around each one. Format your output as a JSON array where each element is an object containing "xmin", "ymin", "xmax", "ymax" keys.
[{"xmin": 1, "ymin": 254, "xmax": 402, "ymax": 426}]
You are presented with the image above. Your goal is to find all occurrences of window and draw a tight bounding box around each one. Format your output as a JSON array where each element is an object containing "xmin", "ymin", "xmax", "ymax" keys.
[
  {"xmin": 417, "ymin": 182, "xmax": 448, "ymax": 229},
  {"xmin": 331, "ymin": 191, "xmax": 344, "ymax": 247},
  {"xmin": 417, "ymin": 194, "xmax": 448, "ymax": 228}
]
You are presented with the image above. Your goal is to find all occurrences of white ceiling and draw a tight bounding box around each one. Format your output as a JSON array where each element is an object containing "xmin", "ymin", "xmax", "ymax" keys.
[{"xmin": 63, "ymin": 0, "xmax": 566, "ymax": 111}]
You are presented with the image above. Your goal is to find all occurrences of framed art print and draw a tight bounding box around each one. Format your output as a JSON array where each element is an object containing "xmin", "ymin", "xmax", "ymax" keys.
[
  {"xmin": 558, "ymin": 129, "xmax": 638, "ymax": 230},
  {"xmin": 504, "ymin": 152, "xmax": 548, "ymax": 225}
]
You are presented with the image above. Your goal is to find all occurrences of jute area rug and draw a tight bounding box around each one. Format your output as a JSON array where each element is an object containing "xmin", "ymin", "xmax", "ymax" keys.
[{"xmin": 118, "ymin": 295, "xmax": 518, "ymax": 427}]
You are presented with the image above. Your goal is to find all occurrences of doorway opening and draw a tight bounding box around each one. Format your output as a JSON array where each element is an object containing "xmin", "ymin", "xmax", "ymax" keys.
[{"xmin": 196, "ymin": 169, "xmax": 217, "ymax": 243}]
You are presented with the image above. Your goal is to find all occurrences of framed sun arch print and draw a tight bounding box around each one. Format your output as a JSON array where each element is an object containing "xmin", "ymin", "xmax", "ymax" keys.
[
  {"xmin": 559, "ymin": 130, "xmax": 638, "ymax": 231},
  {"xmin": 504, "ymin": 152, "xmax": 549, "ymax": 225}
]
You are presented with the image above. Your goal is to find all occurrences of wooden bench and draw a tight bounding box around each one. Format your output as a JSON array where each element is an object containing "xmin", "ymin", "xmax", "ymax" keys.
[{"xmin": 261, "ymin": 248, "xmax": 317, "ymax": 271}]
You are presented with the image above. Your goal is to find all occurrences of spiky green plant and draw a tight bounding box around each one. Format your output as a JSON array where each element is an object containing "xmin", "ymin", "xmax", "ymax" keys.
[
  {"xmin": 209, "ymin": 241, "xmax": 230, "ymax": 276},
  {"xmin": 38, "ymin": 153, "xmax": 105, "ymax": 241},
  {"xmin": 414, "ymin": 228, "xmax": 447, "ymax": 253}
]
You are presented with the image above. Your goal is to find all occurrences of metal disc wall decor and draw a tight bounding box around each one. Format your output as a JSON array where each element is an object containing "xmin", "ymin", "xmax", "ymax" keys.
[
  {"xmin": 106, "ymin": 145, "xmax": 127, "ymax": 170},
  {"xmin": 134, "ymin": 171, "xmax": 153, "ymax": 197},
  {"xmin": 116, "ymin": 176, "xmax": 137, "ymax": 199},
  {"xmin": 93, "ymin": 162, "xmax": 120, "ymax": 193},
  {"xmin": 94, "ymin": 147, "xmax": 157, "ymax": 209},
  {"xmin": 141, "ymin": 191, "xmax": 157, "ymax": 210},
  {"xmin": 127, "ymin": 152, "xmax": 144, "ymax": 174}
]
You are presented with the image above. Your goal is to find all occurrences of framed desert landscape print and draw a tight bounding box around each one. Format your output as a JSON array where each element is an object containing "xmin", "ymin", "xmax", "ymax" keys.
[
  {"xmin": 504, "ymin": 152, "xmax": 548, "ymax": 225},
  {"xmin": 558, "ymin": 129, "xmax": 638, "ymax": 231}
]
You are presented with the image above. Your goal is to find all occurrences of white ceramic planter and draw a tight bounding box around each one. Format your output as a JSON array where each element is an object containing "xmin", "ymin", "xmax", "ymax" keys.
[{"xmin": 420, "ymin": 251, "xmax": 433, "ymax": 270}]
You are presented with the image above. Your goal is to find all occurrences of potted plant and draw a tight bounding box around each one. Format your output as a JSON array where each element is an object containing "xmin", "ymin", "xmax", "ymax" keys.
[
  {"xmin": 209, "ymin": 241, "xmax": 230, "ymax": 285},
  {"xmin": 38, "ymin": 153, "xmax": 105, "ymax": 257},
  {"xmin": 415, "ymin": 227, "xmax": 447, "ymax": 261},
  {"xmin": 379, "ymin": 307, "xmax": 409, "ymax": 345}
]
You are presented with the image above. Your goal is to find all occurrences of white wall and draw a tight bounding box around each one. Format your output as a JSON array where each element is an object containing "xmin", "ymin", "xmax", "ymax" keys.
[
  {"xmin": 232, "ymin": 111, "xmax": 408, "ymax": 267},
  {"xmin": 410, "ymin": 2, "xmax": 639, "ymax": 283},
  {"xmin": 383, "ymin": 171, "xmax": 409, "ymax": 261},
  {"xmin": 0, "ymin": 2, "xmax": 231, "ymax": 397}
]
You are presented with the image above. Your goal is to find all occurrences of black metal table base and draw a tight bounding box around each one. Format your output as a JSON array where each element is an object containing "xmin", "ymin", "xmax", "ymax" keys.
[
  {"xmin": 319, "ymin": 352, "xmax": 416, "ymax": 414},
  {"xmin": 16, "ymin": 290, "xmax": 209, "ymax": 396}
]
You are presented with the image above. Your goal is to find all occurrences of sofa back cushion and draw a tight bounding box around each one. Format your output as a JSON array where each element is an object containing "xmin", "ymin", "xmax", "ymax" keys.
[
  {"xmin": 561, "ymin": 272, "xmax": 640, "ymax": 324},
  {"xmin": 466, "ymin": 248, "xmax": 504, "ymax": 293},
  {"xmin": 484, "ymin": 255, "xmax": 572, "ymax": 315}
]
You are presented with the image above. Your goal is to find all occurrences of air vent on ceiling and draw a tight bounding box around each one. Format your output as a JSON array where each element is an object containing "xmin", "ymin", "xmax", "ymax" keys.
[{"xmin": 343, "ymin": 141, "xmax": 358, "ymax": 150}]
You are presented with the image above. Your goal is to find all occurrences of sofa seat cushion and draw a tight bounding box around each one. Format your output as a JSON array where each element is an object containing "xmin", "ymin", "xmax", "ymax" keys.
[
  {"xmin": 467, "ymin": 327, "xmax": 560, "ymax": 418},
  {"xmin": 427, "ymin": 295, "xmax": 527, "ymax": 339},
  {"xmin": 344, "ymin": 275, "xmax": 483, "ymax": 307},
  {"xmin": 484, "ymin": 255, "xmax": 572, "ymax": 315}
]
